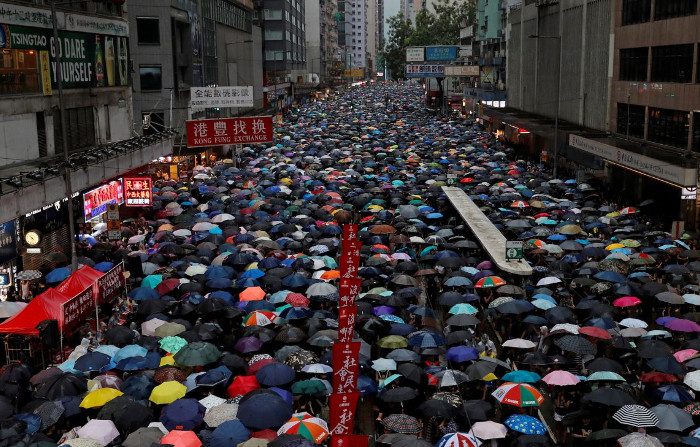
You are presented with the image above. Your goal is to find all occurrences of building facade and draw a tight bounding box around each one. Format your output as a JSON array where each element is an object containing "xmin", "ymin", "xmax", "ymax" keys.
[
  {"xmin": 129, "ymin": 0, "xmax": 263, "ymax": 137},
  {"xmin": 305, "ymin": 0, "xmax": 340, "ymax": 84},
  {"xmin": 347, "ymin": 0, "xmax": 368, "ymax": 70},
  {"xmin": 263, "ymin": 0, "xmax": 307, "ymax": 84}
]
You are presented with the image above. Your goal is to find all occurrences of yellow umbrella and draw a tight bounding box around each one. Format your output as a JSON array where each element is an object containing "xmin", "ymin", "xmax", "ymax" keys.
[
  {"xmin": 149, "ymin": 381, "xmax": 187, "ymax": 405},
  {"xmin": 79, "ymin": 388, "xmax": 123, "ymax": 409},
  {"xmin": 160, "ymin": 355, "xmax": 176, "ymax": 367},
  {"xmin": 606, "ymin": 243, "xmax": 625, "ymax": 251},
  {"xmin": 621, "ymin": 239, "xmax": 641, "ymax": 248}
]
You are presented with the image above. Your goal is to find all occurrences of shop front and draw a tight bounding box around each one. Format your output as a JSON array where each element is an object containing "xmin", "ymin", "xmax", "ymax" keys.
[
  {"xmin": 569, "ymin": 134, "xmax": 699, "ymax": 230},
  {"xmin": 80, "ymin": 180, "xmax": 124, "ymax": 236},
  {"xmin": 0, "ymin": 221, "xmax": 18, "ymax": 300}
]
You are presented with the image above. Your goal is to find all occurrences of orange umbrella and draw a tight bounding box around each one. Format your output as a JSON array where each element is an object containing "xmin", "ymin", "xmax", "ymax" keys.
[
  {"xmin": 320, "ymin": 270, "xmax": 340, "ymax": 280},
  {"xmin": 240, "ymin": 286, "xmax": 266, "ymax": 301}
]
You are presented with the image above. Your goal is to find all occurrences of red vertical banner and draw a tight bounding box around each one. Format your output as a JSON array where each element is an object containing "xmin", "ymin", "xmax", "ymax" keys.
[
  {"xmin": 331, "ymin": 434, "xmax": 370, "ymax": 447},
  {"xmin": 331, "ymin": 341, "xmax": 360, "ymax": 395},
  {"xmin": 339, "ymin": 277, "xmax": 362, "ymax": 308},
  {"xmin": 328, "ymin": 392, "xmax": 360, "ymax": 436},
  {"xmin": 339, "ymin": 241, "xmax": 361, "ymax": 280},
  {"xmin": 342, "ymin": 224, "xmax": 359, "ymax": 241},
  {"xmin": 337, "ymin": 305, "xmax": 357, "ymax": 343}
]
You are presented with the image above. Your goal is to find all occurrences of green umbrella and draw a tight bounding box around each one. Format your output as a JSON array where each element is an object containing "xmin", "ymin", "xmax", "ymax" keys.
[
  {"xmin": 154, "ymin": 322, "xmax": 187, "ymax": 338},
  {"xmin": 141, "ymin": 274, "xmax": 163, "ymax": 289},
  {"xmin": 378, "ymin": 335, "xmax": 409, "ymax": 349},
  {"xmin": 159, "ymin": 336, "xmax": 188, "ymax": 354},
  {"xmin": 173, "ymin": 342, "xmax": 221, "ymax": 366},
  {"xmin": 291, "ymin": 379, "xmax": 327, "ymax": 396}
]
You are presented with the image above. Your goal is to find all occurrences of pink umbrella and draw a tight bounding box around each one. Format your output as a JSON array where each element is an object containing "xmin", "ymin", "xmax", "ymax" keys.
[
  {"xmin": 76, "ymin": 419, "xmax": 120, "ymax": 445},
  {"xmin": 613, "ymin": 296, "xmax": 641, "ymax": 308},
  {"xmin": 542, "ymin": 370, "xmax": 580, "ymax": 386},
  {"xmin": 675, "ymin": 349, "xmax": 699, "ymax": 363}
]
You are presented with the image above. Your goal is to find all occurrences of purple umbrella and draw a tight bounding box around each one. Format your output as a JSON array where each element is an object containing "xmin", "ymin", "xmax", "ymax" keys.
[
  {"xmin": 373, "ymin": 305, "xmax": 395, "ymax": 316},
  {"xmin": 477, "ymin": 261, "xmax": 493, "ymax": 270},
  {"xmin": 664, "ymin": 319, "xmax": 700, "ymax": 333},
  {"xmin": 235, "ymin": 336, "xmax": 264, "ymax": 353}
]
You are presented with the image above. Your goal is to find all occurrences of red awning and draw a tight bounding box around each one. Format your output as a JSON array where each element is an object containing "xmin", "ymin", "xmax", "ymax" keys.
[
  {"xmin": 56, "ymin": 266, "xmax": 104, "ymax": 297},
  {"xmin": 0, "ymin": 289, "xmax": 70, "ymax": 335}
]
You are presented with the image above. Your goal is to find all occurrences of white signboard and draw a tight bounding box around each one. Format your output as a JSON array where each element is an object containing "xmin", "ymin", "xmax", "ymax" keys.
[
  {"xmin": 406, "ymin": 47, "xmax": 425, "ymax": 62},
  {"xmin": 682, "ymin": 187, "xmax": 697, "ymax": 200},
  {"xmin": 190, "ymin": 86, "xmax": 254, "ymax": 109},
  {"xmin": 0, "ymin": 5, "xmax": 128, "ymax": 36},
  {"xmin": 445, "ymin": 65, "xmax": 480, "ymax": 77},
  {"xmin": 569, "ymin": 134, "xmax": 698, "ymax": 187}
]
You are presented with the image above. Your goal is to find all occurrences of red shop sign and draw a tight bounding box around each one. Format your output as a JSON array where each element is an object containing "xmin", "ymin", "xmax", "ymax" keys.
[
  {"xmin": 124, "ymin": 177, "xmax": 153, "ymax": 207},
  {"xmin": 186, "ymin": 116, "xmax": 274, "ymax": 148},
  {"xmin": 83, "ymin": 180, "xmax": 124, "ymax": 221}
]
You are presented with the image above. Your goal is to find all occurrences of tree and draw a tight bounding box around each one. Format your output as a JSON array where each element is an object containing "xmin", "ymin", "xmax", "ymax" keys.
[{"xmin": 381, "ymin": 0, "xmax": 476, "ymax": 80}]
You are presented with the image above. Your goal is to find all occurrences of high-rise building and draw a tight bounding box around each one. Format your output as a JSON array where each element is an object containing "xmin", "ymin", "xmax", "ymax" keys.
[
  {"xmin": 347, "ymin": 0, "xmax": 368, "ymax": 70},
  {"xmin": 262, "ymin": 0, "xmax": 307, "ymax": 83},
  {"xmin": 305, "ymin": 0, "xmax": 340, "ymax": 84},
  {"xmin": 367, "ymin": 0, "xmax": 377, "ymax": 76},
  {"xmin": 129, "ymin": 0, "xmax": 264, "ymax": 136}
]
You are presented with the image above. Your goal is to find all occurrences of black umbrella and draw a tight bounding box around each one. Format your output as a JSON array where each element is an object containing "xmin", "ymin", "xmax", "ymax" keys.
[
  {"xmin": 417, "ymin": 399, "xmax": 454, "ymax": 418},
  {"xmin": 637, "ymin": 340, "xmax": 674, "ymax": 359},
  {"xmin": 97, "ymin": 396, "xmax": 153, "ymax": 434},
  {"xmin": 33, "ymin": 373, "xmax": 86, "ymax": 400},
  {"xmin": 104, "ymin": 325, "xmax": 136, "ymax": 346},
  {"xmin": 381, "ymin": 387, "xmax": 418, "ymax": 402},
  {"xmin": 586, "ymin": 357, "xmax": 624, "ymax": 373},
  {"xmin": 582, "ymin": 387, "xmax": 636, "ymax": 406}
]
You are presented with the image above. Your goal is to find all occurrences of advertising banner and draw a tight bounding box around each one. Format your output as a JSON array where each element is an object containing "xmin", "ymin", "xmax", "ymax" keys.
[
  {"xmin": 425, "ymin": 46, "xmax": 458, "ymax": 61},
  {"xmin": 0, "ymin": 220, "xmax": 16, "ymax": 265},
  {"xmin": 186, "ymin": 116, "xmax": 274, "ymax": 148},
  {"xmin": 124, "ymin": 177, "xmax": 153, "ymax": 207},
  {"xmin": 190, "ymin": 86, "xmax": 254, "ymax": 109},
  {"xmin": 83, "ymin": 180, "xmax": 124, "ymax": 221},
  {"xmin": 405, "ymin": 64, "xmax": 445, "ymax": 78},
  {"xmin": 406, "ymin": 47, "xmax": 425, "ymax": 62},
  {"xmin": 0, "ymin": 24, "xmax": 129, "ymax": 88},
  {"xmin": 328, "ymin": 393, "xmax": 359, "ymax": 436},
  {"xmin": 445, "ymin": 65, "xmax": 480, "ymax": 77},
  {"xmin": 97, "ymin": 262, "xmax": 125, "ymax": 304},
  {"xmin": 62, "ymin": 286, "xmax": 94, "ymax": 333},
  {"xmin": 332, "ymin": 341, "xmax": 360, "ymax": 395}
]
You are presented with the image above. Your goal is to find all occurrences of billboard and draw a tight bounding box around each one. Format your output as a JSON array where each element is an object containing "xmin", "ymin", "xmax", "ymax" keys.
[
  {"xmin": 186, "ymin": 116, "xmax": 274, "ymax": 148},
  {"xmin": 83, "ymin": 180, "xmax": 124, "ymax": 221},
  {"xmin": 406, "ymin": 47, "xmax": 424, "ymax": 62},
  {"xmin": 405, "ymin": 64, "xmax": 445, "ymax": 78},
  {"xmin": 190, "ymin": 86, "xmax": 254, "ymax": 109},
  {"xmin": 124, "ymin": 178, "xmax": 153, "ymax": 207},
  {"xmin": 425, "ymin": 46, "xmax": 458, "ymax": 61}
]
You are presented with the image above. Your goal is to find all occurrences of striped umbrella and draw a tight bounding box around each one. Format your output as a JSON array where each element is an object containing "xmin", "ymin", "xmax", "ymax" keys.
[
  {"xmin": 491, "ymin": 382, "xmax": 544, "ymax": 407},
  {"xmin": 436, "ymin": 432, "xmax": 481, "ymax": 447},
  {"xmin": 277, "ymin": 412, "xmax": 329, "ymax": 444},
  {"xmin": 475, "ymin": 276, "xmax": 506, "ymax": 289},
  {"xmin": 244, "ymin": 310, "xmax": 277, "ymax": 327},
  {"xmin": 612, "ymin": 404, "xmax": 659, "ymax": 428}
]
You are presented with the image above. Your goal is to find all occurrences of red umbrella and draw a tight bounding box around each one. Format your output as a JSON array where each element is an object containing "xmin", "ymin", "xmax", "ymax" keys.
[
  {"xmin": 579, "ymin": 326, "xmax": 612, "ymax": 340},
  {"xmin": 613, "ymin": 296, "xmax": 641, "ymax": 308},
  {"xmin": 161, "ymin": 430, "xmax": 202, "ymax": 447},
  {"xmin": 157, "ymin": 278, "xmax": 182, "ymax": 296},
  {"xmin": 285, "ymin": 293, "xmax": 310, "ymax": 307},
  {"xmin": 640, "ymin": 372, "xmax": 678, "ymax": 384},
  {"xmin": 227, "ymin": 375, "xmax": 260, "ymax": 397}
]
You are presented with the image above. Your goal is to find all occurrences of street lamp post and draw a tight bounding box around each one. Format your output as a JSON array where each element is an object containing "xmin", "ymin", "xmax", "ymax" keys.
[
  {"xmin": 529, "ymin": 33, "xmax": 562, "ymax": 179},
  {"xmin": 51, "ymin": 0, "xmax": 79, "ymax": 271}
]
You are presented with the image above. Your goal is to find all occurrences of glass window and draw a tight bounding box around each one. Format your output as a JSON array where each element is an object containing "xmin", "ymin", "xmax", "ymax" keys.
[
  {"xmin": 0, "ymin": 49, "xmax": 40, "ymax": 95},
  {"xmin": 616, "ymin": 103, "xmax": 645, "ymax": 138},
  {"xmin": 654, "ymin": 0, "xmax": 697, "ymax": 20},
  {"xmin": 648, "ymin": 107, "xmax": 689, "ymax": 148},
  {"xmin": 263, "ymin": 9, "xmax": 283, "ymax": 20},
  {"xmin": 139, "ymin": 66, "xmax": 162, "ymax": 91},
  {"xmin": 265, "ymin": 30, "xmax": 283, "ymax": 40},
  {"xmin": 54, "ymin": 106, "xmax": 95, "ymax": 151},
  {"xmin": 651, "ymin": 44, "xmax": 694, "ymax": 83},
  {"xmin": 619, "ymin": 47, "xmax": 648, "ymax": 81},
  {"xmin": 622, "ymin": 0, "xmax": 651, "ymax": 25},
  {"xmin": 136, "ymin": 17, "xmax": 160, "ymax": 44}
]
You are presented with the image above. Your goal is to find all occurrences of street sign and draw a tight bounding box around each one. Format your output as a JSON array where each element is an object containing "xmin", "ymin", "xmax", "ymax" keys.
[
  {"xmin": 506, "ymin": 241, "xmax": 524, "ymax": 261},
  {"xmin": 446, "ymin": 175, "xmax": 457, "ymax": 185},
  {"xmin": 405, "ymin": 64, "xmax": 445, "ymax": 78},
  {"xmin": 190, "ymin": 86, "xmax": 254, "ymax": 109},
  {"xmin": 425, "ymin": 46, "xmax": 458, "ymax": 61},
  {"xmin": 406, "ymin": 47, "xmax": 425, "ymax": 62},
  {"xmin": 106, "ymin": 204, "xmax": 119, "ymax": 221},
  {"xmin": 186, "ymin": 116, "xmax": 274, "ymax": 148}
]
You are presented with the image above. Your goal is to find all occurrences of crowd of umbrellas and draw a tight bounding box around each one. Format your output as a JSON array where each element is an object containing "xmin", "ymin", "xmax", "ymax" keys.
[{"xmin": 1, "ymin": 82, "xmax": 700, "ymax": 447}]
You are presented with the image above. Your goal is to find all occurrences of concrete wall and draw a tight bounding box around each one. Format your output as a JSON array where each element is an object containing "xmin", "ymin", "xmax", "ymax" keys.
[
  {"xmin": 217, "ymin": 23, "xmax": 265, "ymax": 109},
  {"xmin": 507, "ymin": 0, "xmax": 613, "ymax": 131},
  {"xmin": 0, "ymin": 114, "xmax": 39, "ymax": 163}
]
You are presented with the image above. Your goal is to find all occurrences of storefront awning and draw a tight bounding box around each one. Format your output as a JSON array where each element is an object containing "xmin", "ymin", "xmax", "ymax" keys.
[{"xmin": 569, "ymin": 135, "xmax": 698, "ymax": 187}]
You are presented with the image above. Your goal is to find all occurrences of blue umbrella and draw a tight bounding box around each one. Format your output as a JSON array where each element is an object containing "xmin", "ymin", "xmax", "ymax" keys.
[
  {"xmin": 408, "ymin": 330, "xmax": 445, "ymax": 348},
  {"xmin": 15, "ymin": 413, "xmax": 41, "ymax": 434},
  {"xmin": 504, "ymin": 414, "xmax": 546, "ymax": 435},
  {"xmin": 205, "ymin": 266, "xmax": 233, "ymax": 279},
  {"xmin": 208, "ymin": 290, "xmax": 235, "ymax": 305},
  {"xmin": 207, "ymin": 278, "xmax": 232, "ymax": 289},
  {"xmin": 210, "ymin": 420, "xmax": 250, "ymax": 447},
  {"xmin": 197, "ymin": 365, "xmax": 232, "ymax": 387},
  {"xmin": 256, "ymin": 362, "xmax": 296, "ymax": 387},
  {"xmin": 240, "ymin": 269, "xmax": 266, "ymax": 280},
  {"xmin": 446, "ymin": 346, "xmax": 479, "ymax": 363},
  {"xmin": 269, "ymin": 387, "xmax": 294, "ymax": 405},
  {"xmin": 115, "ymin": 352, "xmax": 160, "ymax": 371},
  {"xmin": 94, "ymin": 261, "xmax": 115, "ymax": 273},
  {"xmin": 122, "ymin": 375, "xmax": 154, "ymax": 401},
  {"xmin": 128, "ymin": 287, "xmax": 160, "ymax": 301},
  {"xmin": 74, "ymin": 352, "xmax": 111, "ymax": 372},
  {"xmin": 46, "ymin": 267, "xmax": 71, "ymax": 284},
  {"xmin": 282, "ymin": 273, "xmax": 310, "ymax": 289},
  {"xmin": 594, "ymin": 271, "xmax": 627, "ymax": 283},
  {"xmin": 237, "ymin": 391, "xmax": 293, "ymax": 430},
  {"xmin": 113, "ymin": 345, "xmax": 148, "ymax": 363},
  {"xmin": 656, "ymin": 385, "xmax": 695, "ymax": 403},
  {"xmin": 502, "ymin": 370, "xmax": 541, "ymax": 383},
  {"xmin": 160, "ymin": 398, "xmax": 205, "ymax": 431}
]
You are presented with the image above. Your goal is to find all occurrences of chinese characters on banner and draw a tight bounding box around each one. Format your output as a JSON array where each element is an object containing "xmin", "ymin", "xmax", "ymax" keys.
[
  {"xmin": 186, "ymin": 116, "xmax": 274, "ymax": 148},
  {"xmin": 330, "ymin": 224, "xmax": 363, "ymax": 438},
  {"xmin": 61, "ymin": 287, "xmax": 95, "ymax": 333},
  {"xmin": 97, "ymin": 263, "xmax": 125, "ymax": 304},
  {"xmin": 124, "ymin": 178, "xmax": 153, "ymax": 207}
]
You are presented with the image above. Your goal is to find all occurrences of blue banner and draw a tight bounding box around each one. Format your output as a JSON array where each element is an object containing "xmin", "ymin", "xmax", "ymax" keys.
[{"xmin": 425, "ymin": 46, "xmax": 458, "ymax": 61}]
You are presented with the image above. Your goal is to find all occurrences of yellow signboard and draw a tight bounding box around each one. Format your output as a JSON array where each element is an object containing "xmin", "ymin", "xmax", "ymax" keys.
[
  {"xmin": 39, "ymin": 51, "xmax": 52, "ymax": 96},
  {"xmin": 344, "ymin": 68, "xmax": 365, "ymax": 78}
]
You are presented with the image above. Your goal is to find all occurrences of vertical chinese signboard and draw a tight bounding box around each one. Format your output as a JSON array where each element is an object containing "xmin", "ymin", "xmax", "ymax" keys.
[
  {"xmin": 97, "ymin": 262, "xmax": 125, "ymax": 304},
  {"xmin": 329, "ymin": 224, "xmax": 367, "ymax": 445},
  {"xmin": 124, "ymin": 178, "xmax": 153, "ymax": 207},
  {"xmin": 61, "ymin": 286, "xmax": 95, "ymax": 334}
]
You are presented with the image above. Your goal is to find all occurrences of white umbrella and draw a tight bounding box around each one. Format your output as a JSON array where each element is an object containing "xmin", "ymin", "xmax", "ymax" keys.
[
  {"xmin": 612, "ymin": 405, "xmax": 658, "ymax": 428},
  {"xmin": 203, "ymin": 403, "xmax": 238, "ymax": 427},
  {"xmin": 127, "ymin": 234, "xmax": 145, "ymax": 245},
  {"xmin": 502, "ymin": 338, "xmax": 536, "ymax": 349},
  {"xmin": 76, "ymin": 419, "xmax": 120, "ymax": 445},
  {"xmin": 550, "ymin": 323, "xmax": 580, "ymax": 335},
  {"xmin": 619, "ymin": 318, "xmax": 648, "ymax": 328},
  {"xmin": 192, "ymin": 222, "xmax": 216, "ymax": 232},
  {"xmin": 372, "ymin": 358, "xmax": 397, "ymax": 372},
  {"xmin": 185, "ymin": 264, "xmax": 208, "ymax": 276},
  {"xmin": 173, "ymin": 229, "xmax": 192, "ymax": 237},
  {"xmin": 469, "ymin": 421, "xmax": 507, "ymax": 440},
  {"xmin": 536, "ymin": 276, "xmax": 562, "ymax": 286},
  {"xmin": 199, "ymin": 394, "xmax": 226, "ymax": 410},
  {"xmin": 617, "ymin": 432, "xmax": 663, "ymax": 447},
  {"xmin": 302, "ymin": 363, "xmax": 333, "ymax": 374},
  {"xmin": 0, "ymin": 301, "xmax": 27, "ymax": 319},
  {"xmin": 141, "ymin": 318, "xmax": 167, "ymax": 337},
  {"xmin": 212, "ymin": 213, "xmax": 235, "ymax": 223},
  {"xmin": 684, "ymin": 370, "xmax": 700, "ymax": 391}
]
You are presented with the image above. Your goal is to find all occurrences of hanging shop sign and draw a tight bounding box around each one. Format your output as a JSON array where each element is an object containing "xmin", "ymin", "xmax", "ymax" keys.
[
  {"xmin": 425, "ymin": 46, "xmax": 458, "ymax": 61},
  {"xmin": 405, "ymin": 64, "xmax": 445, "ymax": 78},
  {"xmin": 83, "ymin": 180, "xmax": 124, "ymax": 222},
  {"xmin": 190, "ymin": 86, "xmax": 254, "ymax": 109},
  {"xmin": 570, "ymin": 134, "xmax": 698, "ymax": 187},
  {"xmin": 124, "ymin": 177, "xmax": 153, "ymax": 207},
  {"xmin": 0, "ymin": 220, "xmax": 17, "ymax": 265},
  {"xmin": 186, "ymin": 116, "xmax": 274, "ymax": 147},
  {"xmin": 0, "ymin": 24, "xmax": 130, "ymax": 89}
]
